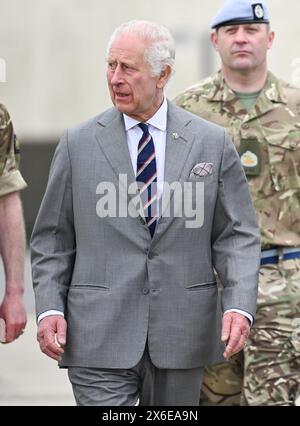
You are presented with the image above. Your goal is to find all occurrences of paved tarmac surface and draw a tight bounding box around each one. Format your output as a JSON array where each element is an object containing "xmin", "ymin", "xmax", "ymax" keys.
[{"xmin": 0, "ymin": 252, "xmax": 75, "ymax": 406}]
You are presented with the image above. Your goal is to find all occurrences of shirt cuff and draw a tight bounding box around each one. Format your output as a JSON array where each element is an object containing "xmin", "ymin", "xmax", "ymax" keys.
[
  {"xmin": 38, "ymin": 310, "xmax": 64, "ymax": 324},
  {"xmin": 224, "ymin": 309, "xmax": 253, "ymax": 326}
]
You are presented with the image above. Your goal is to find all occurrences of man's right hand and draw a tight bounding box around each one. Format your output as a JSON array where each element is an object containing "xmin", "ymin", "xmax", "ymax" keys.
[{"xmin": 37, "ymin": 315, "xmax": 67, "ymax": 361}]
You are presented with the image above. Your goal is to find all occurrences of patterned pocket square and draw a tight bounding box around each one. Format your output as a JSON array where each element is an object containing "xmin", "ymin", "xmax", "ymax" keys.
[{"xmin": 191, "ymin": 163, "xmax": 213, "ymax": 177}]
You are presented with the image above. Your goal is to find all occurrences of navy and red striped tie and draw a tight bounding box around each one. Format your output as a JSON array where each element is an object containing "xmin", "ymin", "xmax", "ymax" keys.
[{"xmin": 136, "ymin": 123, "xmax": 157, "ymax": 238}]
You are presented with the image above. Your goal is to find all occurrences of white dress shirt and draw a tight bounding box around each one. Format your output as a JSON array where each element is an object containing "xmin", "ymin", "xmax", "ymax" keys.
[{"xmin": 38, "ymin": 98, "xmax": 253, "ymax": 326}]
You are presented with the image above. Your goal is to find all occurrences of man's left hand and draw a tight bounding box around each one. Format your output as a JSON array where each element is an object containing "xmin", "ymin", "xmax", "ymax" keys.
[{"xmin": 221, "ymin": 312, "xmax": 250, "ymax": 359}]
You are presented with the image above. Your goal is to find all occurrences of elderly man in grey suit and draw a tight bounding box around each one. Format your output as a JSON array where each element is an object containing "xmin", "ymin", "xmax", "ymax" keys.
[{"xmin": 31, "ymin": 20, "xmax": 260, "ymax": 406}]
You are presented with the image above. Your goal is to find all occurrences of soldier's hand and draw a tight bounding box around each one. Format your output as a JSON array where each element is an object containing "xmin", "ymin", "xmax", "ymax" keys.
[
  {"xmin": 37, "ymin": 315, "xmax": 67, "ymax": 361},
  {"xmin": 0, "ymin": 293, "xmax": 27, "ymax": 343},
  {"xmin": 221, "ymin": 312, "xmax": 250, "ymax": 359}
]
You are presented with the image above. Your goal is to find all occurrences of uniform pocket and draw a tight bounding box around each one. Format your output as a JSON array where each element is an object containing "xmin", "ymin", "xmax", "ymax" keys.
[{"xmin": 266, "ymin": 130, "xmax": 300, "ymax": 191}]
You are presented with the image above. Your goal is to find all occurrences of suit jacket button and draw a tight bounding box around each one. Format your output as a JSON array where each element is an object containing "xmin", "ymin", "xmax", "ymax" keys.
[
  {"xmin": 148, "ymin": 252, "xmax": 157, "ymax": 260},
  {"xmin": 143, "ymin": 288, "xmax": 149, "ymax": 295}
]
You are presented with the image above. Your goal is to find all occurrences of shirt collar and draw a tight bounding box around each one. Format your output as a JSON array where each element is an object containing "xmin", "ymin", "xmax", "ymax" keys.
[{"xmin": 123, "ymin": 98, "xmax": 168, "ymax": 132}]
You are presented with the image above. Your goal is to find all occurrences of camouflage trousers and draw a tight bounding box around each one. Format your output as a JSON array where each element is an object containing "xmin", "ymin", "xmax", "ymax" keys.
[{"xmin": 200, "ymin": 258, "xmax": 300, "ymax": 406}]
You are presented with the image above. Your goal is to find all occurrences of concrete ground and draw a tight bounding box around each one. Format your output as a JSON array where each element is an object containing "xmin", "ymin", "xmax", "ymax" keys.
[{"xmin": 0, "ymin": 252, "xmax": 75, "ymax": 406}]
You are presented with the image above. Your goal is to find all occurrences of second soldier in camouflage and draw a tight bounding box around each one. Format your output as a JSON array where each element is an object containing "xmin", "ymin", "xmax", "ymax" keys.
[{"xmin": 175, "ymin": 0, "xmax": 300, "ymax": 406}]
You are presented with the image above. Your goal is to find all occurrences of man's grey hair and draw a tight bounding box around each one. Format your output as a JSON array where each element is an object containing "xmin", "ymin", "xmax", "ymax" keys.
[{"xmin": 107, "ymin": 20, "xmax": 176, "ymax": 79}]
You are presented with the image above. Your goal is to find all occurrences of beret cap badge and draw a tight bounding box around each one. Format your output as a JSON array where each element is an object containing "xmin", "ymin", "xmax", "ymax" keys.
[{"xmin": 253, "ymin": 4, "xmax": 264, "ymax": 19}]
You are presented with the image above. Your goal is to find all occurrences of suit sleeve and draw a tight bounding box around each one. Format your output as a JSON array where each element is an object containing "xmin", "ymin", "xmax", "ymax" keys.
[
  {"xmin": 211, "ymin": 131, "xmax": 260, "ymax": 319},
  {"xmin": 30, "ymin": 131, "xmax": 76, "ymax": 317}
]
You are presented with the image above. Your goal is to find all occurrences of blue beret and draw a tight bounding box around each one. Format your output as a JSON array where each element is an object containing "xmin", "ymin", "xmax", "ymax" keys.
[{"xmin": 211, "ymin": 0, "xmax": 270, "ymax": 29}]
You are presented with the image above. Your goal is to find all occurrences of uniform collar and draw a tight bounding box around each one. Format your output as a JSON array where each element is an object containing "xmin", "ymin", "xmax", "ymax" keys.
[
  {"xmin": 263, "ymin": 72, "xmax": 287, "ymax": 104},
  {"xmin": 206, "ymin": 70, "xmax": 287, "ymax": 105}
]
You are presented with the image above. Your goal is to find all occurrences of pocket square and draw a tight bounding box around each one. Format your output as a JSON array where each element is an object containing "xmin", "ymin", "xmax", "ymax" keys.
[{"xmin": 191, "ymin": 163, "xmax": 213, "ymax": 177}]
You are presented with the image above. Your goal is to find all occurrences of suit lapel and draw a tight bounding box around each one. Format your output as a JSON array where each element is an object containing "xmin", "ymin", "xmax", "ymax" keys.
[
  {"xmin": 159, "ymin": 101, "xmax": 196, "ymax": 220},
  {"xmin": 95, "ymin": 109, "xmax": 136, "ymax": 185},
  {"xmin": 94, "ymin": 109, "xmax": 145, "ymax": 219}
]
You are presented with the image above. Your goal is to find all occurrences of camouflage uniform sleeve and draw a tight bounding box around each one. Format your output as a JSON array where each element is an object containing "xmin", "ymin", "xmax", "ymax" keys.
[
  {"xmin": 174, "ymin": 84, "xmax": 201, "ymax": 110},
  {"xmin": 0, "ymin": 104, "xmax": 27, "ymax": 197},
  {"xmin": 173, "ymin": 80, "xmax": 214, "ymax": 119}
]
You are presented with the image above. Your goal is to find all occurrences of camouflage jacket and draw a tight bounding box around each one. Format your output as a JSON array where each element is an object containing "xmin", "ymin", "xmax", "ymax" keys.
[
  {"xmin": 175, "ymin": 71, "xmax": 300, "ymax": 248},
  {"xmin": 0, "ymin": 104, "xmax": 27, "ymax": 197}
]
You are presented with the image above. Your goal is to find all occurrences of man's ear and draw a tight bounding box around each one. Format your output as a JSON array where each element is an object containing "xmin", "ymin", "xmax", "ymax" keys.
[
  {"xmin": 268, "ymin": 31, "xmax": 275, "ymax": 49},
  {"xmin": 211, "ymin": 31, "xmax": 219, "ymax": 51},
  {"xmin": 157, "ymin": 65, "xmax": 172, "ymax": 89}
]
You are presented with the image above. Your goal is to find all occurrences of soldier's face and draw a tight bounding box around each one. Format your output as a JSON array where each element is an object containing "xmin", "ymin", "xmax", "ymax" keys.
[
  {"xmin": 211, "ymin": 24, "xmax": 274, "ymax": 73},
  {"xmin": 106, "ymin": 34, "xmax": 169, "ymax": 122}
]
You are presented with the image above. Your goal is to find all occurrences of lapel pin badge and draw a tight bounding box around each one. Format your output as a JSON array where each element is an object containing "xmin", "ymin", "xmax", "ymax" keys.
[{"xmin": 172, "ymin": 132, "xmax": 179, "ymax": 140}]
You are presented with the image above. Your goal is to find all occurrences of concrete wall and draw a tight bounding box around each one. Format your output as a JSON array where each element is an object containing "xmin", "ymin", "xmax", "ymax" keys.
[
  {"xmin": 0, "ymin": 0, "xmax": 300, "ymax": 235},
  {"xmin": 1, "ymin": 0, "xmax": 299, "ymax": 139}
]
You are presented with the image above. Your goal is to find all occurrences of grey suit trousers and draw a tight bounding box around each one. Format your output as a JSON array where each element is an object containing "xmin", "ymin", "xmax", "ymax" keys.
[{"xmin": 68, "ymin": 343, "xmax": 203, "ymax": 406}]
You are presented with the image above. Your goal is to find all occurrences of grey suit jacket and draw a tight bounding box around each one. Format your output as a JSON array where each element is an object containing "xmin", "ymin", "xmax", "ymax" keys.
[{"xmin": 31, "ymin": 101, "xmax": 260, "ymax": 369}]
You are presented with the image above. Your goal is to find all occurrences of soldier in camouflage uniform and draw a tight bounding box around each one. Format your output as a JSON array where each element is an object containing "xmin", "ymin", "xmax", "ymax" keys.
[
  {"xmin": 175, "ymin": 0, "xmax": 300, "ymax": 406},
  {"xmin": 0, "ymin": 104, "xmax": 27, "ymax": 343}
]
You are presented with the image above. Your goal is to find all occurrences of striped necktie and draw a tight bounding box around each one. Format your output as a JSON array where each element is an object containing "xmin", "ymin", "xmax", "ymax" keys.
[{"xmin": 136, "ymin": 122, "xmax": 157, "ymax": 238}]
